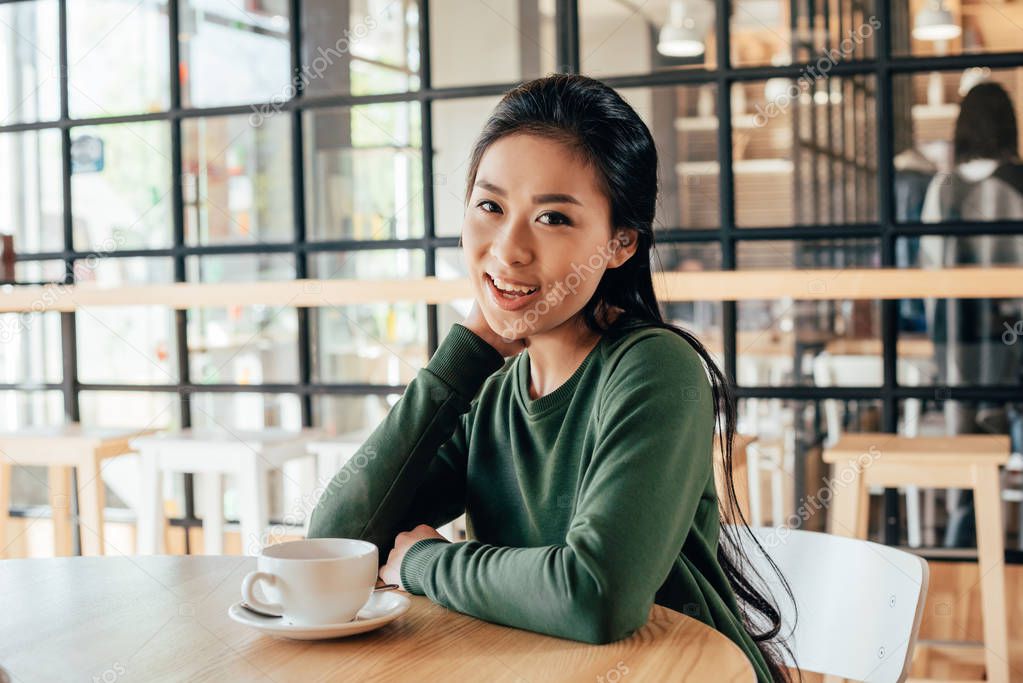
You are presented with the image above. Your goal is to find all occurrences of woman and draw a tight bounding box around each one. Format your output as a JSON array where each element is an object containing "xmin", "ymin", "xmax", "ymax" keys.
[
  {"xmin": 919, "ymin": 80, "xmax": 1023, "ymax": 547},
  {"xmin": 309, "ymin": 74, "xmax": 794, "ymax": 682}
]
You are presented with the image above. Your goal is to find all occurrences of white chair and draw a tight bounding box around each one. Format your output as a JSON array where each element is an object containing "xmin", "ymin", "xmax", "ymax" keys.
[
  {"xmin": 737, "ymin": 353, "xmax": 794, "ymax": 527},
  {"xmin": 813, "ymin": 352, "xmax": 929, "ymax": 547},
  {"xmin": 739, "ymin": 526, "xmax": 929, "ymax": 682},
  {"xmin": 132, "ymin": 428, "xmax": 321, "ymax": 556}
]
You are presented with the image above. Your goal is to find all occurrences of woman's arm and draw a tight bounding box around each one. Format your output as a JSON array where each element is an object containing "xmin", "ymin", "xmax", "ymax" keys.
[
  {"xmin": 398, "ymin": 333, "xmax": 715, "ymax": 644},
  {"xmin": 306, "ymin": 323, "xmax": 504, "ymax": 563}
]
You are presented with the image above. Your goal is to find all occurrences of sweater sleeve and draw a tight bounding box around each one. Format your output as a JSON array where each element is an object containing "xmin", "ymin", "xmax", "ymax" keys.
[
  {"xmin": 398, "ymin": 334, "xmax": 716, "ymax": 644},
  {"xmin": 306, "ymin": 324, "xmax": 504, "ymax": 564}
]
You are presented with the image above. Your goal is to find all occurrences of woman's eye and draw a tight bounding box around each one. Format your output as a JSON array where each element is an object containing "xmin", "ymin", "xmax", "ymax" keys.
[
  {"xmin": 476, "ymin": 200, "xmax": 501, "ymax": 214},
  {"xmin": 538, "ymin": 211, "xmax": 571, "ymax": 226}
]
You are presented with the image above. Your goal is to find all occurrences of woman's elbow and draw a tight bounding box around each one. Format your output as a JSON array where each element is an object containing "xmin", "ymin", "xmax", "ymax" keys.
[{"xmin": 570, "ymin": 596, "xmax": 649, "ymax": 645}]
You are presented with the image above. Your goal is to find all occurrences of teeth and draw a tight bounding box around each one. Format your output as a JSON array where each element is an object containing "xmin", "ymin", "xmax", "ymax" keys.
[{"xmin": 491, "ymin": 276, "xmax": 538, "ymax": 294}]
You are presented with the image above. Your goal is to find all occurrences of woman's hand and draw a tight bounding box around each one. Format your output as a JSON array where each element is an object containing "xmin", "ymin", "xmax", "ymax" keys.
[
  {"xmin": 463, "ymin": 301, "xmax": 527, "ymax": 357},
  {"xmin": 379, "ymin": 524, "xmax": 449, "ymax": 590}
]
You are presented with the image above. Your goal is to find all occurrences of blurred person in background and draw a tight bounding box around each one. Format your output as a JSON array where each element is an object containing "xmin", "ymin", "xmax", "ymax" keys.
[{"xmin": 920, "ymin": 80, "xmax": 1023, "ymax": 547}]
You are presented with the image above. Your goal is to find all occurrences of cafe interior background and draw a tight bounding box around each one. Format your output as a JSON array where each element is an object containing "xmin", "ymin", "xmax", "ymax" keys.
[{"xmin": 2, "ymin": 0, "xmax": 1023, "ymax": 677}]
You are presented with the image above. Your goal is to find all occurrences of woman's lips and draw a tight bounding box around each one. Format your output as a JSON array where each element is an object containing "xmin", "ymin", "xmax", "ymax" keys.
[{"xmin": 484, "ymin": 273, "xmax": 543, "ymax": 311}]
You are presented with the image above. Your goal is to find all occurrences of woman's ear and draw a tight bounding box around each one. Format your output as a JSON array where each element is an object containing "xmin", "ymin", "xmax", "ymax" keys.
[{"xmin": 607, "ymin": 228, "xmax": 639, "ymax": 269}]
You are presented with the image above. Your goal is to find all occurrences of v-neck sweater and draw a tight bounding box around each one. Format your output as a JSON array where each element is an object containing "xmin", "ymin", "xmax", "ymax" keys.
[{"xmin": 307, "ymin": 321, "xmax": 771, "ymax": 681}]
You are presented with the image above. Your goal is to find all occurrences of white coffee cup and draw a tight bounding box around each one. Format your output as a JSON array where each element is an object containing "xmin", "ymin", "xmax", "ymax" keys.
[{"xmin": 240, "ymin": 538, "xmax": 378, "ymax": 625}]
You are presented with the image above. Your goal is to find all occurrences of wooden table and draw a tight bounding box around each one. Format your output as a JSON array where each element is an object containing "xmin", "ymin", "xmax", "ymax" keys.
[
  {"xmin": 0, "ymin": 425, "xmax": 155, "ymax": 557},
  {"xmin": 0, "ymin": 556, "xmax": 756, "ymax": 682}
]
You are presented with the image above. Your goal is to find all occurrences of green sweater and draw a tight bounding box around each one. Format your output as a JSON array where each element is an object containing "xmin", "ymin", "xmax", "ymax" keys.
[{"xmin": 307, "ymin": 321, "xmax": 771, "ymax": 681}]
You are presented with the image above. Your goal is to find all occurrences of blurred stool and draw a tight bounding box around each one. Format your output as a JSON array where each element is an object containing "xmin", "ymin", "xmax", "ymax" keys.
[
  {"xmin": 132, "ymin": 428, "xmax": 321, "ymax": 556},
  {"xmin": 0, "ymin": 425, "xmax": 153, "ymax": 557},
  {"xmin": 813, "ymin": 351, "xmax": 930, "ymax": 547},
  {"xmin": 824, "ymin": 433, "xmax": 1010, "ymax": 683}
]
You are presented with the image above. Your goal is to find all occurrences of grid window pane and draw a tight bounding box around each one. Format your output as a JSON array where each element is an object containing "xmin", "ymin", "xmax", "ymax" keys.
[
  {"xmin": 301, "ymin": 0, "xmax": 421, "ymax": 97},
  {"xmin": 314, "ymin": 394, "xmax": 399, "ymax": 436},
  {"xmin": 304, "ymin": 102, "xmax": 423, "ymax": 241},
  {"xmin": 0, "ymin": 312, "xmax": 62, "ymax": 385},
  {"xmin": 429, "ymin": 1, "xmax": 555, "ymax": 89},
  {"xmin": 730, "ymin": 0, "xmax": 878, "ymax": 67},
  {"xmin": 78, "ymin": 390, "xmax": 180, "ymax": 429},
  {"xmin": 187, "ymin": 254, "xmax": 298, "ymax": 385},
  {"xmin": 182, "ymin": 114, "xmax": 294, "ymax": 246},
  {"xmin": 898, "ymin": 235, "xmax": 1022, "ymax": 388},
  {"xmin": 179, "ymin": 0, "xmax": 291, "ymax": 109},
  {"xmin": 0, "ymin": 0, "xmax": 60, "ymax": 125},
  {"xmin": 621, "ymin": 85, "xmax": 720, "ymax": 230},
  {"xmin": 0, "ymin": 390, "xmax": 63, "ymax": 429},
  {"xmin": 0, "ymin": 129, "xmax": 63, "ymax": 253},
  {"xmin": 432, "ymin": 96, "xmax": 500, "ymax": 238},
  {"xmin": 733, "ymin": 75, "xmax": 879, "ymax": 227},
  {"xmin": 67, "ymin": 0, "xmax": 170, "ymax": 118},
  {"xmin": 580, "ymin": 0, "xmax": 715, "ymax": 76},
  {"xmin": 77, "ymin": 305, "xmax": 178, "ymax": 385},
  {"xmin": 189, "ymin": 392, "xmax": 303, "ymax": 431},
  {"xmin": 70, "ymin": 122, "xmax": 173, "ymax": 250},
  {"xmin": 893, "ymin": 0, "xmax": 1023, "ymax": 57},
  {"xmin": 312, "ymin": 303, "xmax": 426, "ymax": 384},
  {"xmin": 892, "ymin": 67, "xmax": 1023, "ymax": 224}
]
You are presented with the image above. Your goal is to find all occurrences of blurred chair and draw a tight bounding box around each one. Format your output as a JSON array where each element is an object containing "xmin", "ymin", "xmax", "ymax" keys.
[
  {"xmin": 740, "ymin": 526, "xmax": 928, "ymax": 683},
  {"xmin": 132, "ymin": 428, "xmax": 320, "ymax": 556},
  {"xmin": 813, "ymin": 352, "xmax": 929, "ymax": 547},
  {"xmin": 737, "ymin": 354, "xmax": 794, "ymax": 527},
  {"xmin": 824, "ymin": 434, "xmax": 1010, "ymax": 683}
]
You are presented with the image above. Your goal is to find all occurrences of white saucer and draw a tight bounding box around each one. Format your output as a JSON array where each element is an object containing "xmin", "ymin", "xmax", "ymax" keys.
[{"xmin": 228, "ymin": 591, "xmax": 411, "ymax": 640}]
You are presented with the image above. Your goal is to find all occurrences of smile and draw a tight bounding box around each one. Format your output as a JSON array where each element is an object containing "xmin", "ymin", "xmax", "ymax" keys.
[{"xmin": 484, "ymin": 273, "xmax": 542, "ymax": 311}]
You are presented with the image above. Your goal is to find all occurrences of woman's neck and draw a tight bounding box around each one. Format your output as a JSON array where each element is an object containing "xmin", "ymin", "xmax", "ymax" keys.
[{"xmin": 524, "ymin": 307, "xmax": 622, "ymax": 400}]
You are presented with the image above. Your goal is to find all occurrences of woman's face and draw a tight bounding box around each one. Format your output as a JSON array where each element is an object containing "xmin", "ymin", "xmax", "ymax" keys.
[{"xmin": 461, "ymin": 133, "xmax": 636, "ymax": 341}]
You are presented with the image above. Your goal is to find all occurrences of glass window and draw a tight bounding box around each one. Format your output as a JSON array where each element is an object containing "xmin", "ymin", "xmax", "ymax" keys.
[
  {"xmin": 182, "ymin": 114, "xmax": 294, "ymax": 245},
  {"xmin": 892, "ymin": 67, "xmax": 1023, "ymax": 224},
  {"xmin": 654, "ymin": 242, "xmax": 724, "ymax": 366},
  {"xmin": 14, "ymin": 260, "xmax": 65, "ymax": 284},
  {"xmin": 314, "ymin": 394, "xmax": 399, "ymax": 436},
  {"xmin": 70, "ymin": 122, "xmax": 173, "ymax": 250},
  {"xmin": 581, "ymin": 0, "xmax": 715, "ymax": 76},
  {"xmin": 301, "ymin": 0, "xmax": 420, "ymax": 97},
  {"xmin": 733, "ymin": 75, "xmax": 878, "ymax": 227},
  {"xmin": 730, "ymin": 0, "xmax": 877, "ymax": 67},
  {"xmin": 67, "ymin": 0, "xmax": 170, "ymax": 118},
  {"xmin": 893, "ymin": 0, "xmax": 1023, "ymax": 57},
  {"xmin": 78, "ymin": 390, "xmax": 181, "ymax": 429},
  {"xmin": 0, "ymin": 0, "xmax": 60, "ymax": 124},
  {"xmin": 431, "ymin": 96, "xmax": 500, "ymax": 238},
  {"xmin": 77, "ymin": 304, "xmax": 178, "ymax": 385},
  {"xmin": 0, "ymin": 311, "xmax": 62, "ymax": 385},
  {"xmin": 897, "ymin": 234, "xmax": 1022, "ymax": 388},
  {"xmin": 621, "ymin": 84, "xmax": 720, "ymax": 230},
  {"xmin": 179, "ymin": 0, "xmax": 291, "ymax": 109},
  {"xmin": 304, "ymin": 102, "xmax": 423, "ymax": 241},
  {"xmin": 0, "ymin": 129, "xmax": 64, "ymax": 253},
  {"xmin": 736, "ymin": 241, "xmax": 881, "ymax": 387},
  {"xmin": 187, "ymin": 254, "xmax": 299, "ymax": 385},
  {"xmin": 188, "ymin": 391, "xmax": 302, "ymax": 431},
  {"xmin": 430, "ymin": 0, "xmax": 555, "ymax": 88},
  {"xmin": 0, "ymin": 390, "xmax": 64, "ymax": 429},
  {"xmin": 309, "ymin": 251, "xmax": 427, "ymax": 385}
]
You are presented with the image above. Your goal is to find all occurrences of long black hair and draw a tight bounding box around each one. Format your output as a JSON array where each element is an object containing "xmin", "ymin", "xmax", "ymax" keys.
[
  {"xmin": 954, "ymin": 81, "xmax": 1019, "ymax": 165},
  {"xmin": 465, "ymin": 74, "xmax": 799, "ymax": 682}
]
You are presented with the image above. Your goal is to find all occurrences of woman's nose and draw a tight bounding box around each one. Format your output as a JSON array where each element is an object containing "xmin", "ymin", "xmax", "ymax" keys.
[{"xmin": 489, "ymin": 217, "xmax": 534, "ymax": 267}]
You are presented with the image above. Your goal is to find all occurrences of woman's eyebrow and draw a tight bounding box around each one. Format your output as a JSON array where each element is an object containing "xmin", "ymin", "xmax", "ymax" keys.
[{"xmin": 474, "ymin": 180, "xmax": 583, "ymax": 206}]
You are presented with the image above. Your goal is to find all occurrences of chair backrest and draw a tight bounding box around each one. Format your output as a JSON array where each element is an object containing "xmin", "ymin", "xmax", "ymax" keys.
[{"xmin": 735, "ymin": 526, "xmax": 929, "ymax": 683}]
